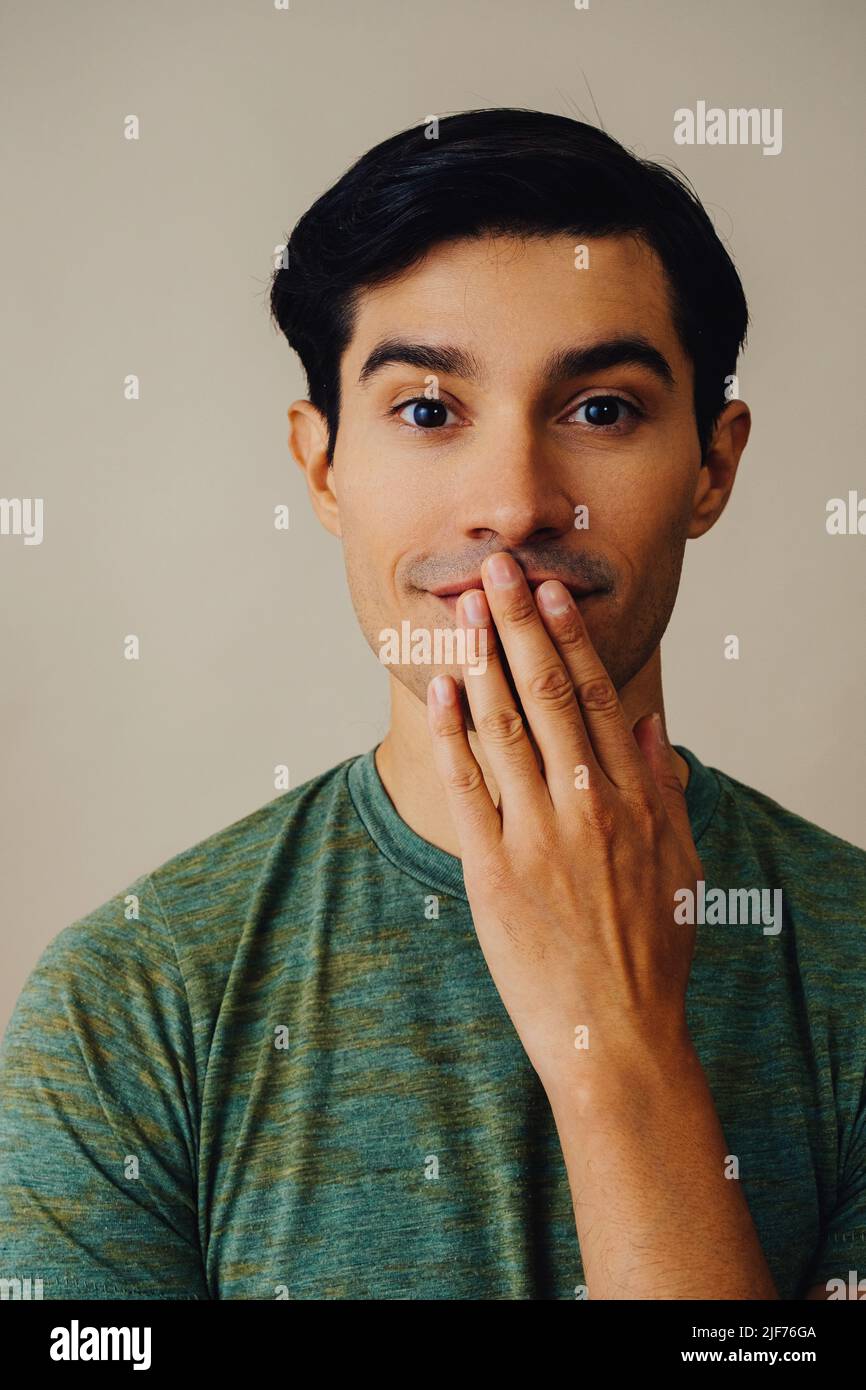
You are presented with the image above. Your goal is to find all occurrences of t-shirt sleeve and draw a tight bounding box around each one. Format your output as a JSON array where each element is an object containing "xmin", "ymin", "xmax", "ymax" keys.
[
  {"xmin": 803, "ymin": 1067, "xmax": 866, "ymax": 1295},
  {"xmin": 0, "ymin": 873, "xmax": 209, "ymax": 1300}
]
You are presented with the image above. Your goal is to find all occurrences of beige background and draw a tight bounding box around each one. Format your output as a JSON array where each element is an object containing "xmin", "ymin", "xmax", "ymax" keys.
[{"xmin": 2, "ymin": 0, "xmax": 864, "ymax": 1032}]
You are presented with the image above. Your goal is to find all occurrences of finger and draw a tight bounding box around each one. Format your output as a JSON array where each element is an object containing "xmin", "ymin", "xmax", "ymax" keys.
[
  {"xmin": 479, "ymin": 553, "xmax": 601, "ymax": 802},
  {"xmin": 456, "ymin": 588, "xmax": 550, "ymax": 811},
  {"xmin": 426, "ymin": 672, "xmax": 501, "ymax": 853},
  {"xmin": 633, "ymin": 713, "xmax": 701, "ymax": 868},
  {"xmin": 533, "ymin": 577, "xmax": 653, "ymax": 796}
]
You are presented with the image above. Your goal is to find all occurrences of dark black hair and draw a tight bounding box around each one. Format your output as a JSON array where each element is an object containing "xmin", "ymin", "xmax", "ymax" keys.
[{"xmin": 270, "ymin": 107, "xmax": 748, "ymax": 464}]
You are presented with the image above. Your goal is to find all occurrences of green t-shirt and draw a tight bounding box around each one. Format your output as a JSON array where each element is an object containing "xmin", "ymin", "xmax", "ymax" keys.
[{"xmin": 1, "ymin": 744, "xmax": 865, "ymax": 1301}]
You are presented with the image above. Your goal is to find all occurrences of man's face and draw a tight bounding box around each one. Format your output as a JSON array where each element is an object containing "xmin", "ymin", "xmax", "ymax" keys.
[{"xmin": 330, "ymin": 232, "xmax": 705, "ymax": 701}]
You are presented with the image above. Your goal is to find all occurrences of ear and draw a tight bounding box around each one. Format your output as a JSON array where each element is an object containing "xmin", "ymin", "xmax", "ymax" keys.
[
  {"xmin": 288, "ymin": 399, "xmax": 342, "ymax": 539},
  {"xmin": 687, "ymin": 399, "xmax": 751, "ymax": 540}
]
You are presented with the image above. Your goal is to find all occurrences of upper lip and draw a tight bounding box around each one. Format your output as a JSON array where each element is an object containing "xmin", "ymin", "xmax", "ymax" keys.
[{"xmin": 430, "ymin": 573, "xmax": 601, "ymax": 599}]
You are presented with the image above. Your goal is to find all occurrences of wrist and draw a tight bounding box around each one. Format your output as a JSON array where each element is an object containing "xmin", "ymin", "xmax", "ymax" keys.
[{"xmin": 543, "ymin": 1031, "xmax": 704, "ymax": 1125}]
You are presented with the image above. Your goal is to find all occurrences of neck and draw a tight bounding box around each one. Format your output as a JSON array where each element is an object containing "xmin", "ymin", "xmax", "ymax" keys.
[{"xmin": 375, "ymin": 648, "xmax": 690, "ymax": 859}]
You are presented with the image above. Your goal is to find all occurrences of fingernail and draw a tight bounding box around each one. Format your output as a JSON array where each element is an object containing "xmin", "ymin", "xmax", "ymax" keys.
[
  {"xmin": 461, "ymin": 590, "xmax": 488, "ymax": 624},
  {"xmin": 430, "ymin": 675, "xmax": 456, "ymax": 705},
  {"xmin": 536, "ymin": 580, "xmax": 573, "ymax": 615},
  {"xmin": 652, "ymin": 712, "xmax": 666, "ymax": 745},
  {"xmin": 486, "ymin": 553, "xmax": 520, "ymax": 588}
]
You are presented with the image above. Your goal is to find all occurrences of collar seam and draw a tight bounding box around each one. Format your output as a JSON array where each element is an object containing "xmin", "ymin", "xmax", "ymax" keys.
[{"xmin": 345, "ymin": 755, "xmax": 469, "ymax": 900}]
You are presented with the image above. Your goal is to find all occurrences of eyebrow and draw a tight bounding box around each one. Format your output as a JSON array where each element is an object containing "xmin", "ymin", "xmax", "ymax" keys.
[{"xmin": 356, "ymin": 335, "xmax": 676, "ymax": 391}]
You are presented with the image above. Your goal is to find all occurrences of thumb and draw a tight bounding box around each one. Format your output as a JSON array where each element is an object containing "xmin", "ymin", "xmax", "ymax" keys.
[{"xmin": 633, "ymin": 713, "xmax": 701, "ymax": 871}]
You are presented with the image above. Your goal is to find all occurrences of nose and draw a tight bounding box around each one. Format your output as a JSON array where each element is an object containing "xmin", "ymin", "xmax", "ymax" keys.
[{"xmin": 452, "ymin": 416, "xmax": 577, "ymax": 549}]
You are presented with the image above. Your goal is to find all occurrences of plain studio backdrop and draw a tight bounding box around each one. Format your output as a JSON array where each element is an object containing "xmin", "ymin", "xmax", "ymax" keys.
[{"xmin": 1, "ymin": 0, "xmax": 864, "ymax": 1032}]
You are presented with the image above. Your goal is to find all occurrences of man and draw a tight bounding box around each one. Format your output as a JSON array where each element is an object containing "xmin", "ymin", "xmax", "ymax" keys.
[{"xmin": 2, "ymin": 108, "xmax": 864, "ymax": 1301}]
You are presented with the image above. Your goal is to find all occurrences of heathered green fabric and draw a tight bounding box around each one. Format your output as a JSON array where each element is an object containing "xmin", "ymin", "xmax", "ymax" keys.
[{"xmin": 1, "ymin": 743, "xmax": 865, "ymax": 1301}]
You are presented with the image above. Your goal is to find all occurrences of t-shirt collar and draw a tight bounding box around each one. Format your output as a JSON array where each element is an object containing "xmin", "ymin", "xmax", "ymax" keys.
[{"xmin": 348, "ymin": 741, "xmax": 721, "ymax": 903}]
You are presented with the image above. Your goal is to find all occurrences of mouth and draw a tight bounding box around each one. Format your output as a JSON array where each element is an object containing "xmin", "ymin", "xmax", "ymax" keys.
[{"xmin": 429, "ymin": 577, "xmax": 605, "ymax": 612}]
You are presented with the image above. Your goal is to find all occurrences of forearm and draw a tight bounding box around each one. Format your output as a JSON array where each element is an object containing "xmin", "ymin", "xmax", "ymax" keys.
[{"xmin": 547, "ymin": 1040, "xmax": 780, "ymax": 1300}]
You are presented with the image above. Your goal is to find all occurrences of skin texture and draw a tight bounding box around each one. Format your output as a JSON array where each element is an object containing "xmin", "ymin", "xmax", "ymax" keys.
[{"xmin": 289, "ymin": 231, "xmax": 829, "ymax": 1298}]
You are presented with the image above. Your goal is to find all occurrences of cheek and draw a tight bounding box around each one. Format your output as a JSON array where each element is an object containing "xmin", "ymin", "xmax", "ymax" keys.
[
  {"xmin": 336, "ymin": 479, "xmax": 422, "ymax": 621},
  {"xmin": 582, "ymin": 445, "xmax": 695, "ymax": 537},
  {"xmin": 339, "ymin": 449, "xmax": 454, "ymax": 571},
  {"xmin": 579, "ymin": 482, "xmax": 692, "ymax": 607}
]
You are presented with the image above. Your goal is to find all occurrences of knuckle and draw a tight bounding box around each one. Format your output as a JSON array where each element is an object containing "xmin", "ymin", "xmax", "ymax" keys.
[
  {"xmin": 477, "ymin": 704, "xmax": 525, "ymax": 746},
  {"xmin": 498, "ymin": 593, "xmax": 538, "ymax": 628},
  {"xmin": 551, "ymin": 612, "xmax": 588, "ymax": 651},
  {"xmin": 528, "ymin": 820, "xmax": 561, "ymax": 861},
  {"xmin": 433, "ymin": 714, "xmax": 466, "ymax": 742},
  {"xmin": 476, "ymin": 641, "xmax": 503, "ymax": 675},
  {"xmin": 444, "ymin": 761, "xmax": 486, "ymax": 796},
  {"xmin": 526, "ymin": 663, "xmax": 575, "ymax": 708},
  {"xmin": 477, "ymin": 849, "xmax": 512, "ymax": 894},
  {"xmin": 583, "ymin": 797, "xmax": 617, "ymax": 839},
  {"xmin": 577, "ymin": 676, "xmax": 618, "ymax": 712},
  {"xmin": 628, "ymin": 786, "xmax": 662, "ymax": 825}
]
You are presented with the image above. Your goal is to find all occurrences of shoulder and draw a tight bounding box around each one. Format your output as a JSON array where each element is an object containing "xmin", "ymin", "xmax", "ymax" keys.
[
  {"xmin": 712, "ymin": 763, "xmax": 866, "ymax": 883},
  {"xmin": 706, "ymin": 760, "xmax": 866, "ymax": 966},
  {"xmin": 145, "ymin": 752, "xmax": 361, "ymax": 945},
  {"xmin": 4, "ymin": 754, "xmax": 363, "ymax": 1048}
]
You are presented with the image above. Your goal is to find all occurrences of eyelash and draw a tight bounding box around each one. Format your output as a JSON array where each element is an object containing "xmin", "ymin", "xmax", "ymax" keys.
[{"xmin": 389, "ymin": 393, "xmax": 645, "ymax": 434}]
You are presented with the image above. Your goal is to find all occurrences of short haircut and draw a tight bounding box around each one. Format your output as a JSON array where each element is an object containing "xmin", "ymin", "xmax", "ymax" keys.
[{"xmin": 270, "ymin": 107, "xmax": 749, "ymax": 464}]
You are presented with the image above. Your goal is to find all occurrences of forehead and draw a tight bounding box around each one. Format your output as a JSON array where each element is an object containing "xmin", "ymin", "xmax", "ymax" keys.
[{"xmin": 342, "ymin": 232, "xmax": 688, "ymax": 386}]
